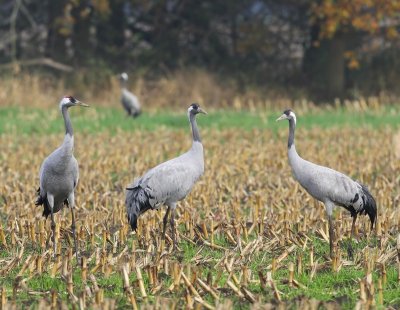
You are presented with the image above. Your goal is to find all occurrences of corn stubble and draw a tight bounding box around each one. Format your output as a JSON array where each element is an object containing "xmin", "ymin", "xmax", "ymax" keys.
[{"xmin": 0, "ymin": 126, "xmax": 399, "ymax": 309}]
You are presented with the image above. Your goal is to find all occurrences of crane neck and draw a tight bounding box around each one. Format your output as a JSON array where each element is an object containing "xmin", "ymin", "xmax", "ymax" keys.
[
  {"xmin": 120, "ymin": 80, "xmax": 128, "ymax": 90},
  {"xmin": 189, "ymin": 113, "xmax": 201, "ymax": 143},
  {"xmin": 61, "ymin": 105, "xmax": 74, "ymax": 137},
  {"xmin": 288, "ymin": 118, "xmax": 295, "ymax": 149}
]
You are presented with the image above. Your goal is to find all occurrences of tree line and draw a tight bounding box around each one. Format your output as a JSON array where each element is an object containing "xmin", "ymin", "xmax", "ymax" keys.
[{"xmin": 1, "ymin": 0, "xmax": 400, "ymax": 100}]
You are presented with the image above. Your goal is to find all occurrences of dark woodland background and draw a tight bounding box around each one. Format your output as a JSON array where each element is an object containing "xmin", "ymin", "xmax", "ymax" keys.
[{"xmin": 1, "ymin": 0, "xmax": 400, "ymax": 101}]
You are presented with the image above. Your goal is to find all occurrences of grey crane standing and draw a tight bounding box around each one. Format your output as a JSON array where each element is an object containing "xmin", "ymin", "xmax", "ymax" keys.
[
  {"xmin": 277, "ymin": 109, "xmax": 377, "ymax": 258},
  {"xmin": 126, "ymin": 103, "xmax": 206, "ymax": 249},
  {"xmin": 35, "ymin": 96, "xmax": 89, "ymax": 260},
  {"xmin": 119, "ymin": 72, "xmax": 141, "ymax": 117}
]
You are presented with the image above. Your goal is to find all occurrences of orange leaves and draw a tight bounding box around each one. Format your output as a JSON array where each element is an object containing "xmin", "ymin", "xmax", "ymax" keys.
[
  {"xmin": 56, "ymin": 4, "xmax": 75, "ymax": 37},
  {"xmin": 56, "ymin": 0, "xmax": 111, "ymax": 37},
  {"xmin": 310, "ymin": 0, "xmax": 400, "ymax": 70},
  {"xmin": 348, "ymin": 58, "xmax": 360, "ymax": 70},
  {"xmin": 311, "ymin": 0, "xmax": 400, "ymax": 38},
  {"xmin": 92, "ymin": 0, "xmax": 111, "ymax": 17},
  {"xmin": 325, "ymin": 19, "xmax": 339, "ymax": 38},
  {"xmin": 386, "ymin": 27, "xmax": 398, "ymax": 39},
  {"xmin": 344, "ymin": 51, "xmax": 360, "ymax": 70}
]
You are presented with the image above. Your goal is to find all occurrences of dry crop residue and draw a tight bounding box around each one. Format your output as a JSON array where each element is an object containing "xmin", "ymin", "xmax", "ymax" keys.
[{"xmin": 0, "ymin": 127, "xmax": 399, "ymax": 309}]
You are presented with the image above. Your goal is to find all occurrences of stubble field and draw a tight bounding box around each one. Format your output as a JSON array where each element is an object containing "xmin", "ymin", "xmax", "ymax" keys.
[{"xmin": 0, "ymin": 106, "xmax": 399, "ymax": 309}]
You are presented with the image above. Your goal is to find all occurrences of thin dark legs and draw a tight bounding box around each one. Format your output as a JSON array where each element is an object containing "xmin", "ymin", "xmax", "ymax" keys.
[
  {"xmin": 48, "ymin": 195, "xmax": 57, "ymax": 256},
  {"xmin": 347, "ymin": 214, "xmax": 358, "ymax": 259},
  {"xmin": 328, "ymin": 215, "xmax": 335, "ymax": 259},
  {"xmin": 162, "ymin": 206, "xmax": 171, "ymax": 239},
  {"xmin": 350, "ymin": 214, "xmax": 358, "ymax": 239},
  {"xmin": 70, "ymin": 207, "xmax": 79, "ymax": 261},
  {"xmin": 162, "ymin": 204, "xmax": 177, "ymax": 250},
  {"xmin": 170, "ymin": 208, "xmax": 177, "ymax": 250}
]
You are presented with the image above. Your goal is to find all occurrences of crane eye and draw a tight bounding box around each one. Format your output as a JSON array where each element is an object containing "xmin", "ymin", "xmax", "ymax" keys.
[
  {"xmin": 64, "ymin": 96, "xmax": 76, "ymax": 103},
  {"xmin": 283, "ymin": 109, "xmax": 292, "ymax": 116}
]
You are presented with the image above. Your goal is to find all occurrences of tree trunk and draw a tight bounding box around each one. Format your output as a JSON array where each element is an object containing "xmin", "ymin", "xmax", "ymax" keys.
[
  {"xmin": 304, "ymin": 32, "xmax": 346, "ymax": 101},
  {"xmin": 45, "ymin": 0, "xmax": 68, "ymax": 60},
  {"xmin": 72, "ymin": 5, "xmax": 92, "ymax": 66},
  {"xmin": 326, "ymin": 35, "xmax": 345, "ymax": 99}
]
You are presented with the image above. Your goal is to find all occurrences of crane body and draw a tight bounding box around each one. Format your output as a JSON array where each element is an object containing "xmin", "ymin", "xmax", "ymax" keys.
[
  {"xmin": 126, "ymin": 103, "xmax": 206, "ymax": 249},
  {"xmin": 277, "ymin": 109, "xmax": 377, "ymax": 258},
  {"xmin": 36, "ymin": 96, "xmax": 88, "ymax": 260}
]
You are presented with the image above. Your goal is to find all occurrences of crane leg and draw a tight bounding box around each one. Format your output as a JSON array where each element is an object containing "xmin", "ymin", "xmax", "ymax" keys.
[
  {"xmin": 48, "ymin": 195, "xmax": 57, "ymax": 257},
  {"xmin": 70, "ymin": 207, "xmax": 79, "ymax": 262},
  {"xmin": 170, "ymin": 205, "xmax": 177, "ymax": 250},
  {"xmin": 325, "ymin": 202, "xmax": 335, "ymax": 259},
  {"xmin": 162, "ymin": 206, "xmax": 171, "ymax": 240},
  {"xmin": 328, "ymin": 215, "xmax": 335, "ymax": 259},
  {"xmin": 68, "ymin": 192, "xmax": 79, "ymax": 262},
  {"xmin": 350, "ymin": 214, "xmax": 357, "ymax": 239},
  {"xmin": 347, "ymin": 214, "xmax": 358, "ymax": 259},
  {"xmin": 51, "ymin": 210, "xmax": 56, "ymax": 255}
]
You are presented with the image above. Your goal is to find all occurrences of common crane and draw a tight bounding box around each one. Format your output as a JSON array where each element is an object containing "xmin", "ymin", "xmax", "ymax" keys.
[
  {"xmin": 126, "ymin": 103, "xmax": 206, "ymax": 249},
  {"xmin": 35, "ymin": 96, "xmax": 89, "ymax": 260},
  {"xmin": 119, "ymin": 72, "xmax": 141, "ymax": 117},
  {"xmin": 277, "ymin": 109, "xmax": 377, "ymax": 258}
]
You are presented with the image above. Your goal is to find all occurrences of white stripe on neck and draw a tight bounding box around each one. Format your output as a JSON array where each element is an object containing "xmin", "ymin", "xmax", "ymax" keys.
[{"xmin": 289, "ymin": 111, "xmax": 296, "ymax": 125}]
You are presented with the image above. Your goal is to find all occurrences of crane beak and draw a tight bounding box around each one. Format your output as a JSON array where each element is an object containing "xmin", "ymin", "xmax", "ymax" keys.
[
  {"xmin": 198, "ymin": 108, "xmax": 207, "ymax": 115},
  {"xmin": 276, "ymin": 114, "xmax": 287, "ymax": 121},
  {"xmin": 76, "ymin": 101, "xmax": 90, "ymax": 107}
]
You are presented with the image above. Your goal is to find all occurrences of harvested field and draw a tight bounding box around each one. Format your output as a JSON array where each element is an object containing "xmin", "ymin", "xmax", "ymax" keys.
[{"xmin": 0, "ymin": 109, "xmax": 400, "ymax": 309}]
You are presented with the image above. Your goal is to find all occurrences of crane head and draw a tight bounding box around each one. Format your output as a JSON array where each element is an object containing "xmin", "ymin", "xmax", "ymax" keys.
[
  {"xmin": 188, "ymin": 103, "xmax": 207, "ymax": 116},
  {"xmin": 60, "ymin": 96, "xmax": 89, "ymax": 109},
  {"xmin": 276, "ymin": 109, "xmax": 296, "ymax": 123},
  {"xmin": 120, "ymin": 72, "xmax": 129, "ymax": 81}
]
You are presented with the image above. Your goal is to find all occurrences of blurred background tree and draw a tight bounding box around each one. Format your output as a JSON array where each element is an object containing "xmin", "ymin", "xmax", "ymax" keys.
[
  {"xmin": 305, "ymin": 0, "xmax": 400, "ymax": 99},
  {"xmin": 0, "ymin": 0, "xmax": 399, "ymax": 101}
]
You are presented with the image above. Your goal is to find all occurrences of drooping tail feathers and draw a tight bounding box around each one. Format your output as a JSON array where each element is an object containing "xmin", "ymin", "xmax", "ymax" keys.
[
  {"xmin": 35, "ymin": 187, "xmax": 67, "ymax": 218},
  {"xmin": 125, "ymin": 186, "xmax": 153, "ymax": 231},
  {"xmin": 130, "ymin": 109, "xmax": 141, "ymax": 118},
  {"xmin": 35, "ymin": 187, "xmax": 51, "ymax": 218},
  {"xmin": 360, "ymin": 184, "xmax": 377, "ymax": 230}
]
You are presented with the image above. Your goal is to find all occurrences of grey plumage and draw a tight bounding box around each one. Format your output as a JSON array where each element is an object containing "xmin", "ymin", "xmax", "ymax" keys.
[
  {"xmin": 120, "ymin": 72, "xmax": 141, "ymax": 117},
  {"xmin": 277, "ymin": 109, "xmax": 377, "ymax": 258},
  {"xmin": 126, "ymin": 103, "xmax": 206, "ymax": 249},
  {"xmin": 35, "ymin": 96, "xmax": 89, "ymax": 260}
]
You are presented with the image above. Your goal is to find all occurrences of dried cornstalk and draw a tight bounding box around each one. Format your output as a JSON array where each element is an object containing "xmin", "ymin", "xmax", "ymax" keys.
[
  {"xmin": 181, "ymin": 271, "xmax": 201, "ymax": 298},
  {"xmin": 377, "ymin": 278, "xmax": 383, "ymax": 305},
  {"xmin": 0, "ymin": 227, "xmax": 7, "ymax": 249},
  {"xmin": 95, "ymin": 289, "xmax": 104, "ymax": 305},
  {"xmin": 196, "ymin": 278, "xmax": 219, "ymax": 300},
  {"xmin": 226, "ymin": 280, "xmax": 244, "ymax": 298},
  {"xmin": 268, "ymin": 244, "xmax": 297, "ymax": 270},
  {"xmin": 82, "ymin": 257, "xmax": 87, "ymax": 283},
  {"xmin": 241, "ymin": 286, "xmax": 256, "ymax": 303},
  {"xmin": 66, "ymin": 272, "xmax": 78, "ymax": 302},
  {"xmin": 1, "ymin": 122, "xmax": 399, "ymax": 309},
  {"xmin": 122, "ymin": 265, "xmax": 138, "ymax": 310},
  {"xmin": 135, "ymin": 267, "xmax": 147, "ymax": 299},
  {"xmin": 17, "ymin": 255, "xmax": 32, "ymax": 276},
  {"xmin": 1, "ymin": 286, "xmax": 6, "ymax": 309},
  {"xmin": 193, "ymin": 297, "xmax": 214, "ymax": 310},
  {"xmin": 89, "ymin": 274, "xmax": 99, "ymax": 292},
  {"xmin": 397, "ymin": 233, "xmax": 400, "ymax": 261},
  {"xmin": 288, "ymin": 262, "xmax": 294, "ymax": 287},
  {"xmin": 51, "ymin": 289, "xmax": 57, "ymax": 309},
  {"xmin": 258, "ymin": 271, "xmax": 267, "ymax": 292},
  {"xmin": 224, "ymin": 260, "xmax": 240, "ymax": 286}
]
